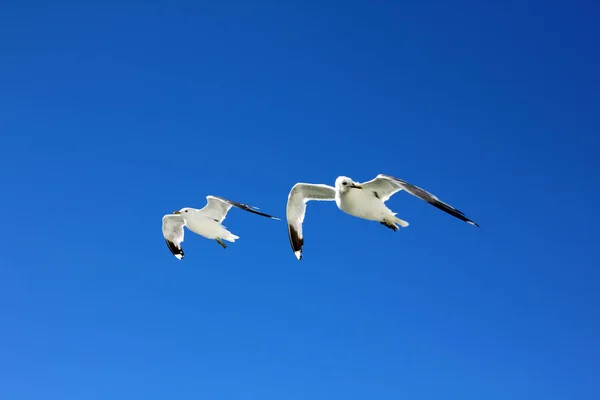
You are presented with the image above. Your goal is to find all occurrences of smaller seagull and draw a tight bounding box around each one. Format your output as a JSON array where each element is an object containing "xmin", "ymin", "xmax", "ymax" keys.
[
  {"xmin": 162, "ymin": 195, "xmax": 280, "ymax": 260},
  {"xmin": 286, "ymin": 174, "xmax": 479, "ymax": 260}
]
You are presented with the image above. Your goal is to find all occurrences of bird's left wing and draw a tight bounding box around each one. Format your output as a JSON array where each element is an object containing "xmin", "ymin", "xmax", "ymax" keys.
[
  {"xmin": 162, "ymin": 214, "xmax": 186, "ymax": 259},
  {"xmin": 362, "ymin": 174, "xmax": 479, "ymax": 227},
  {"xmin": 286, "ymin": 183, "xmax": 336, "ymax": 260},
  {"xmin": 198, "ymin": 195, "xmax": 280, "ymax": 223}
]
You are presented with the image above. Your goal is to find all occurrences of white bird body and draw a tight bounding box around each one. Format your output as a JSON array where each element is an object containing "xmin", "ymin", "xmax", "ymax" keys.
[
  {"xmin": 336, "ymin": 186, "xmax": 395, "ymax": 222},
  {"xmin": 286, "ymin": 174, "xmax": 478, "ymax": 260},
  {"xmin": 179, "ymin": 209, "xmax": 239, "ymax": 242}
]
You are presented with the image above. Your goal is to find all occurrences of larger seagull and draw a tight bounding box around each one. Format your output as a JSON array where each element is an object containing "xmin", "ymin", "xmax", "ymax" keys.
[
  {"xmin": 162, "ymin": 195, "xmax": 279, "ymax": 260},
  {"xmin": 286, "ymin": 174, "xmax": 479, "ymax": 260}
]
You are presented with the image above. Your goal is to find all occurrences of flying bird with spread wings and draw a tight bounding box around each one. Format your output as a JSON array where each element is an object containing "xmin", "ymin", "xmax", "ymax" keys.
[
  {"xmin": 286, "ymin": 174, "xmax": 479, "ymax": 260},
  {"xmin": 162, "ymin": 195, "xmax": 280, "ymax": 260}
]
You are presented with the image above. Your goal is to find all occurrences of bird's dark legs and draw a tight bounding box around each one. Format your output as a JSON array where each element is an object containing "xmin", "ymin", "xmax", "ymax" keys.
[
  {"xmin": 216, "ymin": 238, "xmax": 227, "ymax": 249},
  {"xmin": 380, "ymin": 220, "xmax": 398, "ymax": 231}
]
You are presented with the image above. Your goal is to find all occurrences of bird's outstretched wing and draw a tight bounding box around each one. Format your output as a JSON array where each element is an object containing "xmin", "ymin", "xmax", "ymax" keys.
[
  {"xmin": 197, "ymin": 195, "xmax": 280, "ymax": 223},
  {"xmin": 162, "ymin": 214, "xmax": 186, "ymax": 259},
  {"xmin": 286, "ymin": 183, "xmax": 336, "ymax": 260},
  {"xmin": 361, "ymin": 174, "xmax": 479, "ymax": 227}
]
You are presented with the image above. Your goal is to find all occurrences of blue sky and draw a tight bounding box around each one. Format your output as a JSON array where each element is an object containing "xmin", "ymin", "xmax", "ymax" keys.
[{"xmin": 1, "ymin": 0, "xmax": 599, "ymax": 399}]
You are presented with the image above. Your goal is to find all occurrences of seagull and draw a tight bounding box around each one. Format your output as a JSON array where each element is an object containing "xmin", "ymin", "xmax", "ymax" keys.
[
  {"xmin": 286, "ymin": 174, "xmax": 479, "ymax": 260},
  {"xmin": 162, "ymin": 195, "xmax": 280, "ymax": 260}
]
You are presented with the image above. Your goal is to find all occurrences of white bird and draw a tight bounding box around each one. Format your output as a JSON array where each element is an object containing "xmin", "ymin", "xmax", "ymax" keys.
[
  {"xmin": 286, "ymin": 174, "xmax": 479, "ymax": 260},
  {"xmin": 162, "ymin": 195, "xmax": 280, "ymax": 260}
]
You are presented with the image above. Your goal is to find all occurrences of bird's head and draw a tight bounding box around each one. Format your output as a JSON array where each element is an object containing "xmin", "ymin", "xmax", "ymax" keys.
[
  {"xmin": 173, "ymin": 208, "xmax": 192, "ymax": 215},
  {"xmin": 335, "ymin": 176, "xmax": 363, "ymax": 192}
]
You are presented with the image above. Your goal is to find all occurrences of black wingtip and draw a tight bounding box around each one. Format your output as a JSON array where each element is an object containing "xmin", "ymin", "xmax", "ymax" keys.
[
  {"xmin": 427, "ymin": 201, "xmax": 479, "ymax": 227},
  {"xmin": 288, "ymin": 224, "xmax": 304, "ymax": 261},
  {"xmin": 165, "ymin": 239, "xmax": 184, "ymax": 260},
  {"xmin": 215, "ymin": 196, "xmax": 280, "ymax": 220}
]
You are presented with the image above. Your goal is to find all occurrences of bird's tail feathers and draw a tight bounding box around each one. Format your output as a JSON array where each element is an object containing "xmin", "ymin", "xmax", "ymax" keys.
[
  {"xmin": 388, "ymin": 213, "xmax": 409, "ymax": 228},
  {"xmin": 381, "ymin": 215, "xmax": 409, "ymax": 231},
  {"xmin": 394, "ymin": 216, "xmax": 409, "ymax": 228},
  {"xmin": 223, "ymin": 233, "xmax": 240, "ymax": 242}
]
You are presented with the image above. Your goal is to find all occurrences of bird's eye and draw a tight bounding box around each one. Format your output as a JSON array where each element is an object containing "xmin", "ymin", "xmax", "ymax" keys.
[
  {"xmin": 342, "ymin": 182, "xmax": 347, "ymax": 186},
  {"xmin": 185, "ymin": 210, "xmax": 188, "ymax": 213}
]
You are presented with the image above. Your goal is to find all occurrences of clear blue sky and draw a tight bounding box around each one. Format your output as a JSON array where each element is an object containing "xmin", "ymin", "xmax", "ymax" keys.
[{"xmin": 1, "ymin": 1, "xmax": 599, "ymax": 399}]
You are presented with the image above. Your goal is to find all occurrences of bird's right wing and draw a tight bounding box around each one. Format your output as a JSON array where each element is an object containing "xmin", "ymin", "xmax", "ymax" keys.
[
  {"xmin": 363, "ymin": 174, "xmax": 479, "ymax": 227},
  {"xmin": 286, "ymin": 183, "xmax": 336, "ymax": 260},
  {"xmin": 198, "ymin": 195, "xmax": 280, "ymax": 223},
  {"xmin": 162, "ymin": 214, "xmax": 186, "ymax": 260}
]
